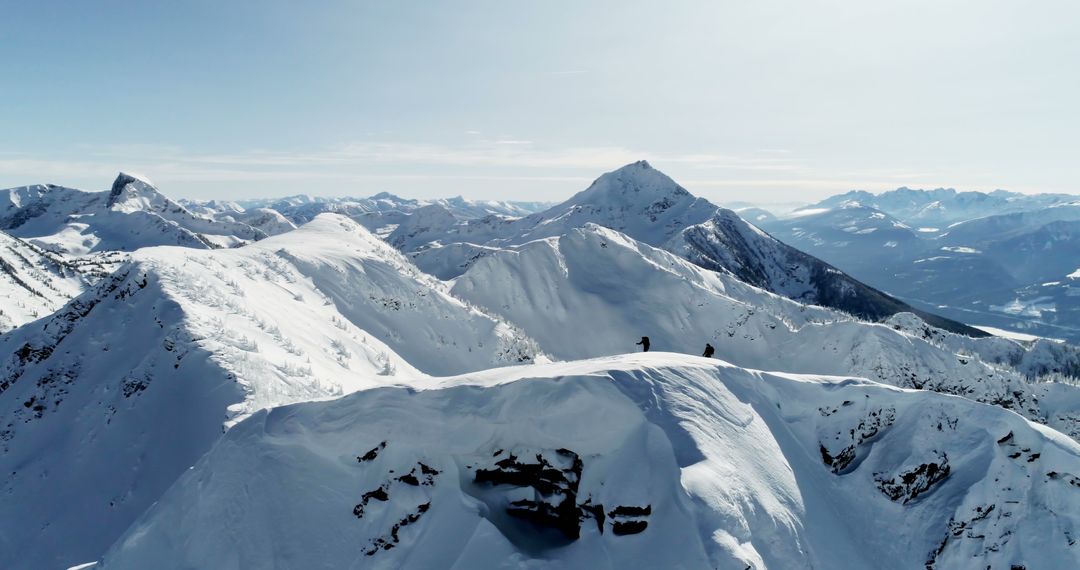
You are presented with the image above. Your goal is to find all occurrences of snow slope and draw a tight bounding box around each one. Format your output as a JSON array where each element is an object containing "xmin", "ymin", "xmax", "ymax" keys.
[
  {"xmin": 240, "ymin": 192, "xmax": 551, "ymax": 231},
  {"xmin": 0, "ymin": 214, "xmax": 540, "ymax": 570},
  {"xmin": 409, "ymin": 160, "xmax": 717, "ymax": 264},
  {"xmin": 181, "ymin": 199, "xmax": 299, "ymax": 237},
  {"xmin": 399, "ymin": 162, "xmax": 980, "ymax": 336},
  {"xmin": 0, "ymin": 173, "xmax": 268, "ymax": 255},
  {"xmin": 0, "ymin": 230, "xmax": 91, "ymax": 332},
  {"xmin": 451, "ymin": 224, "xmax": 1080, "ymax": 438},
  {"xmin": 760, "ymin": 197, "xmax": 1080, "ymax": 342},
  {"xmin": 885, "ymin": 312, "xmax": 1080, "ymax": 380},
  {"xmin": 100, "ymin": 355, "xmax": 1080, "ymax": 570},
  {"xmin": 666, "ymin": 208, "xmax": 981, "ymax": 335},
  {"xmin": 504, "ymin": 160, "xmax": 719, "ymax": 247}
]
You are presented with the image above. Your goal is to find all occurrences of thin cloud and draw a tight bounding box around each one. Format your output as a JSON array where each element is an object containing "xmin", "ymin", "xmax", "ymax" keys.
[{"xmin": 1, "ymin": 142, "xmax": 1059, "ymax": 198}]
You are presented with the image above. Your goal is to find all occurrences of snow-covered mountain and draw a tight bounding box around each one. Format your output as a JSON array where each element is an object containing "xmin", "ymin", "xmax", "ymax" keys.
[
  {"xmin": 732, "ymin": 206, "xmax": 777, "ymax": 225},
  {"xmin": 5, "ymin": 163, "xmax": 1080, "ymax": 569},
  {"xmin": 402, "ymin": 160, "xmax": 718, "ymax": 270},
  {"xmin": 505, "ymin": 160, "xmax": 720, "ymax": 246},
  {"xmin": 99, "ymin": 355, "xmax": 1080, "ymax": 570},
  {"xmin": 0, "ymin": 230, "xmax": 93, "ymax": 332},
  {"xmin": 0, "ymin": 214, "xmax": 540, "ymax": 570},
  {"xmin": 758, "ymin": 203, "xmax": 923, "ymax": 261},
  {"xmin": 665, "ymin": 208, "xmax": 979, "ymax": 335},
  {"xmin": 804, "ymin": 187, "xmax": 1076, "ymax": 226},
  {"xmin": 760, "ymin": 198, "xmax": 1080, "ymax": 341},
  {"xmin": 181, "ymin": 198, "xmax": 298, "ymax": 236},
  {"xmin": 402, "ymin": 161, "xmax": 980, "ymax": 336},
  {"xmin": 0, "ymin": 173, "xmax": 268, "ymax": 255},
  {"xmin": 449, "ymin": 223, "xmax": 1080, "ymax": 437},
  {"xmin": 233, "ymin": 192, "xmax": 552, "ymax": 233}
]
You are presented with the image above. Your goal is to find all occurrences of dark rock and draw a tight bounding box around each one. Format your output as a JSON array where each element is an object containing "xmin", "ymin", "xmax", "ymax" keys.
[
  {"xmin": 358, "ymin": 441, "xmax": 386, "ymax": 462},
  {"xmin": 612, "ymin": 520, "xmax": 648, "ymax": 535},
  {"xmin": 876, "ymin": 453, "xmax": 950, "ymax": 504}
]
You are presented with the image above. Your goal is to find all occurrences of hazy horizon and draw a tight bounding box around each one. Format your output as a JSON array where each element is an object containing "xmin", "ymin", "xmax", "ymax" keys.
[{"xmin": 4, "ymin": 1, "xmax": 1079, "ymax": 202}]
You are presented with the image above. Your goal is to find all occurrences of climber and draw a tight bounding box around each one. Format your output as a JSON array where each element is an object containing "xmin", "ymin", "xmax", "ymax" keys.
[
  {"xmin": 636, "ymin": 336, "xmax": 650, "ymax": 352},
  {"xmin": 703, "ymin": 343, "xmax": 715, "ymax": 358}
]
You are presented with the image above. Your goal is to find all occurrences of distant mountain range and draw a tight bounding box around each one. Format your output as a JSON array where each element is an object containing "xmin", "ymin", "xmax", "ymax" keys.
[
  {"xmin": 757, "ymin": 188, "xmax": 1080, "ymax": 341},
  {"xmin": 807, "ymin": 186, "xmax": 1076, "ymax": 226},
  {"xmin": 2, "ymin": 165, "xmax": 1080, "ymax": 569}
]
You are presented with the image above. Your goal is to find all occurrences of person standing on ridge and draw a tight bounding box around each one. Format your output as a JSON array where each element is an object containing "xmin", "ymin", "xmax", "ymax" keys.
[
  {"xmin": 703, "ymin": 343, "xmax": 715, "ymax": 358},
  {"xmin": 636, "ymin": 336, "xmax": 650, "ymax": 352}
]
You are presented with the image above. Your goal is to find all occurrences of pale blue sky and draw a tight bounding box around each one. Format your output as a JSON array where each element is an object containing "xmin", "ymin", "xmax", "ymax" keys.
[{"xmin": 2, "ymin": 0, "xmax": 1078, "ymax": 203}]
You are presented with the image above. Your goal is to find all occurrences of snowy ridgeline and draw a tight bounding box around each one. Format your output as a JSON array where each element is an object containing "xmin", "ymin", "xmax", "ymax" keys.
[
  {"xmin": 3, "ymin": 162, "xmax": 1080, "ymax": 569},
  {"xmin": 0, "ymin": 215, "xmax": 540, "ymax": 570},
  {"xmin": 0, "ymin": 173, "xmax": 278, "ymax": 256},
  {"xmin": 450, "ymin": 224, "xmax": 1080, "ymax": 440},
  {"xmin": 99, "ymin": 356, "xmax": 1080, "ymax": 570}
]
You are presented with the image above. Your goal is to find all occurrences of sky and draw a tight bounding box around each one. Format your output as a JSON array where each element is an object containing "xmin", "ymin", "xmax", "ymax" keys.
[{"xmin": 2, "ymin": 0, "xmax": 1079, "ymax": 205}]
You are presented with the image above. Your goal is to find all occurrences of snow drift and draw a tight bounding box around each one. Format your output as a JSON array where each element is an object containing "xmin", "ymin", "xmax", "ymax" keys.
[{"xmin": 100, "ymin": 355, "xmax": 1080, "ymax": 570}]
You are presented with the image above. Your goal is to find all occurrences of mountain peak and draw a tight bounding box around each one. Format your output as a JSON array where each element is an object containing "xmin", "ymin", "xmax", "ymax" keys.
[
  {"xmin": 108, "ymin": 171, "xmax": 166, "ymax": 211},
  {"xmin": 567, "ymin": 160, "xmax": 690, "ymax": 208},
  {"xmin": 109, "ymin": 171, "xmax": 154, "ymax": 194}
]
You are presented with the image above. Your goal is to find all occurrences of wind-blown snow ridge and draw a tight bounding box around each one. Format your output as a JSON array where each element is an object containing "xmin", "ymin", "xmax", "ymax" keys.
[
  {"xmin": 0, "ymin": 213, "xmax": 541, "ymax": 570},
  {"xmin": 451, "ymin": 223, "xmax": 1080, "ymax": 439},
  {"xmin": 100, "ymin": 355, "xmax": 1080, "ymax": 570}
]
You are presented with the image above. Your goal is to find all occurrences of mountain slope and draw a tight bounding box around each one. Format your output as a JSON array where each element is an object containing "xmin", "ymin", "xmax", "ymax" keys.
[
  {"xmin": 0, "ymin": 214, "xmax": 540, "ymax": 570},
  {"xmin": 180, "ymin": 199, "xmax": 298, "ymax": 236},
  {"xmin": 506, "ymin": 160, "xmax": 719, "ymax": 246},
  {"xmin": 0, "ymin": 230, "xmax": 92, "ymax": 332},
  {"xmin": 239, "ymin": 192, "xmax": 551, "ymax": 233},
  {"xmin": 759, "ymin": 197, "xmax": 1080, "ymax": 341},
  {"xmin": 450, "ymin": 224, "xmax": 1080, "ymax": 436},
  {"xmin": 414, "ymin": 160, "xmax": 717, "ymax": 256},
  {"xmin": 0, "ymin": 173, "xmax": 267, "ymax": 255},
  {"xmin": 100, "ymin": 355, "xmax": 1080, "ymax": 570},
  {"xmin": 666, "ymin": 209, "xmax": 985, "ymax": 335},
  {"xmin": 399, "ymin": 162, "xmax": 981, "ymax": 336},
  {"xmin": 756, "ymin": 203, "xmax": 924, "ymax": 263}
]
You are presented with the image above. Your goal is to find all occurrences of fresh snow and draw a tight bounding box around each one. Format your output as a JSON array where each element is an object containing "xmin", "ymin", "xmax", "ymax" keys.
[
  {"xmin": 449, "ymin": 224, "xmax": 1080, "ymax": 439},
  {"xmin": 972, "ymin": 325, "xmax": 1058, "ymax": 343},
  {"xmin": 940, "ymin": 246, "xmax": 981, "ymax": 254},
  {"xmin": 0, "ymin": 230, "xmax": 93, "ymax": 332},
  {"xmin": 4, "ymin": 162, "xmax": 1080, "ymax": 570},
  {"xmin": 0, "ymin": 214, "xmax": 541, "ymax": 570},
  {"xmin": 403, "ymin": 162, "xmax": 978, "ymax": 337},
  {"xmin": 0, "ymin": 173, "xmax": 267, "ymax": 255},
  {"xmin": 100, "ymin": 355, "xmax": 1080, "ymax": 570}
]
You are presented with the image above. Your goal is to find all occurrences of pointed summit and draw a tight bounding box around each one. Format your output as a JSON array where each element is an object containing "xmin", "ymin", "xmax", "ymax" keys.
[
  {"xmin": 565, "ymin": 160, "xmax": 690, "ymax": 207},
  {"xmin": 107, "ymin": 171, "xmax": 168, "ymax": 211}
]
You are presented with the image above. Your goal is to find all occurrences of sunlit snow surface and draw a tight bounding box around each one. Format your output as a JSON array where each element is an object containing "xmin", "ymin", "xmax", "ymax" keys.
[
  {"xmin": 101, "ymin": 355, "xmax": 1080, "ymax": 570},
  {"xmin": 5, "ymin": 165, "xmax": 1080, "ymax": 570},
  {"xmin": 0, "ymin": 214, "xmax": 540, "ymax": 570}
]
